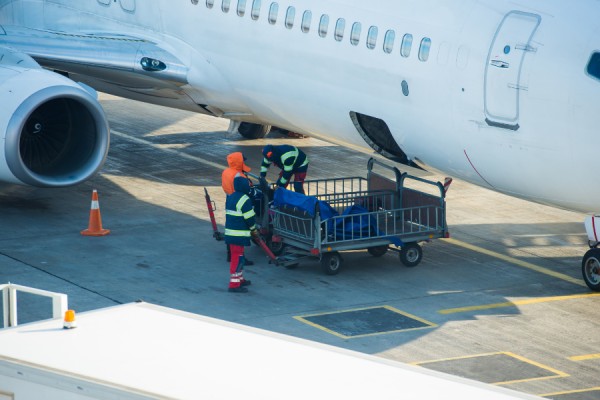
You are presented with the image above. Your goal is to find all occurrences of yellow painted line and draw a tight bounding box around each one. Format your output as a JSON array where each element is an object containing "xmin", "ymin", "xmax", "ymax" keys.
[
  {"xmin": 293, "ymin": 315, "xmax": 349, "ymax": 339},
  {"xmin": 439, "ymin": 293, "xmax": 600, "ymax": 314},
  {"xmin": 411, "ymin": 351, "xmax": 502, "ymax": 366},
  {"xmin": 540, "ymin": 387, "xmax": 600, "ymax": 397},
  {"xmin": 294, "ymin": 305, "xmax": 437, "ymax": 339},
  {"xmin": 385, "ymin": 305, "xmax": 438, "ymax": 329},
  {"xmin": 569, "ymin": 353, "xmax": 600, "ymax": 361},
  {"xmin": 445, "ymin": 238, "xmax": 586, "ymax": 287},
  {"xmin": 412, "ymin": 351, "xmax": 568, "ymax": 386},
  {"xmin": 496, "ymin": 352, "xmax": 569, "ymax": 385}
]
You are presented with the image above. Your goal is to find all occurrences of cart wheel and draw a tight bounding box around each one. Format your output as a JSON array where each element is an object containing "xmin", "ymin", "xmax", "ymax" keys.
[
  {"xmin": 321, "ymin": 252, "xmax": 342, "ymax": 275},
  {"xmin": 368, "ymin": 245, "xmax": 388, "ymax": 257},
  {"xmin": 582, "ymin": 248, "xmax": 600, "ymax": 291},
  {"xmin": 267, "ymin": 238, "xmax": 286, "ymax": 256},
  {"xmin": 399, "ymin": 243, "xmax": 422, "ymax": 267}
]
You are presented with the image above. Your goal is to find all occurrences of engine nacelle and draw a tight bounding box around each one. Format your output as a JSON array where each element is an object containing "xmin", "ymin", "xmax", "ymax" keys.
[{"xmin": 0, "ymin": 65, "xmax": 109, "ymax": 187}]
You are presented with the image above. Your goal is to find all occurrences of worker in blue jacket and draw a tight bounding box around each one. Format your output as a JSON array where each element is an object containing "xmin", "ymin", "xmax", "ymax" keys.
[
  {"xmin": 225, "ymin": 176, "xmax": 259, "ymax": 293},
  {"xmin": 260, "ymin": 144, "xmax": 309, "ymax": 194}
]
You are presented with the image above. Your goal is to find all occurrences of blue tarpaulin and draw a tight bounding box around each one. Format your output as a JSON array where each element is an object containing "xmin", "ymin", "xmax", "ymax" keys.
[
  {"xmin": 273, "ymin": 188, "xmax": 337, "ymax": 220},
  {"xmin": 273, "ymin": 188, "xmax": 402, "ymax": 245},
  {"xmin": 334, "ymin": 205, "xmax": 375, "ymax": 239},
  {"xmin": 332, "ymin": 205, "xmax": 402, "ymax": 245}
]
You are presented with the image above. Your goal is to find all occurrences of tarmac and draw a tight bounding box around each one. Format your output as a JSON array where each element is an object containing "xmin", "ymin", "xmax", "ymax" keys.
[{"xmin": 1, "ymin": 93, "xmax": 599, "ymax": 399}]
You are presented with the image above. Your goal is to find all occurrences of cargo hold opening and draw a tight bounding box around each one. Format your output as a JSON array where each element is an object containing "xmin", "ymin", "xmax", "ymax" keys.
[{"xmin": 349, "ymin": 111, "xmax": 418, "ymax": 168}]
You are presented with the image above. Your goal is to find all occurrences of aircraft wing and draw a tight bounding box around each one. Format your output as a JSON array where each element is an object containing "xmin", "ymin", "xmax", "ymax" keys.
[
  {"xmin": 0, "ymin": 25, "xmax": 189, "ymax": 91},
  {"xmin": 0, "ymin": 25, "xmax": 197, "ymax": 188}
]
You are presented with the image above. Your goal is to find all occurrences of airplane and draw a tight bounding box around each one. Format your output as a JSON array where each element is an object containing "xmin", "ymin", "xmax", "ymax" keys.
[{"xmin": 1, "ymin": 0, "xmax": 600, "ymax": 289}]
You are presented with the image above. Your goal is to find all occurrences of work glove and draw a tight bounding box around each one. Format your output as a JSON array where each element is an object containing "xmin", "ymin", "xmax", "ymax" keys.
[{"xmin": 250, "ymin": 229, "xmax": 260, "ymax": 240}]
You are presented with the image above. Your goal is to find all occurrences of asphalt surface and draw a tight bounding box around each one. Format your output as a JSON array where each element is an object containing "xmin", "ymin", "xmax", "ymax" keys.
[{"xmin": 1, "ymin": 93, "xmax": 599, "ymax": 399}]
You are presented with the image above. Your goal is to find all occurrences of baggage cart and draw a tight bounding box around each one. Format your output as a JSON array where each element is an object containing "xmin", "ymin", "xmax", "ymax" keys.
[{"xmin": 268, "ymin": 158, "xmax": 450, "ymax": 274}]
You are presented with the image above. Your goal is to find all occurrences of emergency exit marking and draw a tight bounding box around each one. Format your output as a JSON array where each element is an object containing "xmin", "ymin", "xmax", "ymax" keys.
[{"xmin": 295, "ymin": 305, "xmax": 436, "ymax": 339}]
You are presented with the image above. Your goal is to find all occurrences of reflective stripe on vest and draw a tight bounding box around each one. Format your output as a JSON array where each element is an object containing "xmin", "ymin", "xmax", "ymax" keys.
[
  {"xmin": 260, "ymin": 157, "xmax": 271, "ymax": 174},
  {"xmin": 225, "ymin": 228, "xmax": 251, "ymax": 237},
  {"xmin": 280, "ymin": 148, "xmax": 298, "ymax": 172},
  {"xmin": 225, "ymin": 194, "xmax": 255, "ymax": 234},
  {"xmin": 226, "ymin": 195, "xmax": 255, "ymax": 215}
]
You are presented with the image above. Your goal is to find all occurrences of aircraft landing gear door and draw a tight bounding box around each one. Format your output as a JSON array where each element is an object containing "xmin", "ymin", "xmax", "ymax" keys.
[{"xmin": 484, "ymin": 11, "xmax": 540, "ymax": 131}]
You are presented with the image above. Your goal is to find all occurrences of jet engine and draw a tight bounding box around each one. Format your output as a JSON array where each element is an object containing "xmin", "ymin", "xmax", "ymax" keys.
[{"xmin": 0, "ymin": 66, "xmax": 109, "ymax": 187}]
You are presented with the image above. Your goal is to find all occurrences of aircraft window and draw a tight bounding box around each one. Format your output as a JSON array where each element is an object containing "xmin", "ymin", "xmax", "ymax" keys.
[
  {"xmin": 419, "ymin": 37, "xmax": 431, "ymax": 61},
  {"xmin": 334, "ymin": 18, "xmax": 345, "ymax": 42},
  {"xmin": 191, "ymin": 0, "xmax": 199, "ymax": 4},
  {"xmin": 251, "ymin": 0, "xmax": 260, "ymax": 20},
  {"xmin": 401, "ymin": 33, "xmax": 413, "ymax": 57},
  {"xmin": 206, "ymin": 0, "xmax": 214, "ymax": 8},
  {"xmin": 285, "ymin": 6, "xmax": 295, "ymax": 29},
  {"xmin": 222, "ymin": 0, "xmax": 230, "ymax": 13},
  {"xmin": 319, "ymin": 14, "xmax": 329, "ymax": 38},
  {"xmin": 383, "ymin": 29, "xmax": 395, "ymax": 54},
  {"xmin": 268, "ymin": 2, "xmax": 278, "ymax": 24},
  {"xmin": 237, "ymin": 0, "xmax": 246, "ymax": 16},
  {"xmin": 366, "ymin": 26, "xmax": 378, "ymax": 49},
  {"xmin": 587, "ymin": 52, "xmax": 600, "ymax": 80},
  {"xmin": 402, "ymin": 80, "xmax": 409, "ymax": 96},
  {"xmin": 301, "ymin": 10, "xmax": 312, "ymax": 33},
  {"xmin": 350, "ymin": 22, "xmax": 361, "ymax": 46}
]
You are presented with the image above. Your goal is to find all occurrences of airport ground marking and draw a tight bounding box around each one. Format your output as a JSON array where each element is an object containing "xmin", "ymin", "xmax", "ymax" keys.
[
  {"xmin": 439, "ymin": 292, "xmax": 600, "ymax": 314},
  {"xmin": 497, "ymin": 352, "xmax": 569, "ymax": 384},
  {"xmin": 412, "ymin": 351, "xmax": 568, "ymax": 385},
  {"xmin": 568, "ymin": 353, "xmax": 600, "ymax": 361},
  {"xmin": 445, "ymin": 238, "xmax": 586, "ymax": 287},
  {"xmin": 294, "ymin": 305, "xmax": 437, "ymax": 339}
]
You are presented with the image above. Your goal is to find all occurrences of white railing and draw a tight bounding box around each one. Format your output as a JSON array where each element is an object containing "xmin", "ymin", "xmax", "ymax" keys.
[{"xmin": 1, "ymin": 283, "xmax": 68, "ymax": 328}]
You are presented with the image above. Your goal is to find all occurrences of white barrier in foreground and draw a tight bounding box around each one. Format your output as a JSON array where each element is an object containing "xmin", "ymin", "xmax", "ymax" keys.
[{"xmin": 1, "ymin": 283, "xmax": 68, "ymax": 328}]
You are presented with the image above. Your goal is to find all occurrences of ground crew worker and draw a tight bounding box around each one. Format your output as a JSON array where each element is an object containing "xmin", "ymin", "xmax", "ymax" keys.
[
  {"xmin": 222, "ymin": 152, "xmax": 251, "ymax": 195},
  {"xmin": 225, "ymin": 176, "xmax": 259, "ymax": 293},
  {"xmin": 260, "ymin": 144, "xmax": 309, "ymax": 194},
  {"xmin": 221, "ymin": 152, "xmax": 255, "ymax": 265}
]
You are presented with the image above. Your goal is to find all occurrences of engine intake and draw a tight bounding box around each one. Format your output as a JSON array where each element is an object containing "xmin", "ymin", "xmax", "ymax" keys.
[{"xmin": 1, "ymin": 68, "xmax": 109, "ymax": 187}]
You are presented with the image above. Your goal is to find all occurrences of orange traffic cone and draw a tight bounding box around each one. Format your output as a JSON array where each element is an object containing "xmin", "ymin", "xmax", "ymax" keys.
[{"xmin": 81, "ymin": 189, "xmax": 110, "ymax": 236}]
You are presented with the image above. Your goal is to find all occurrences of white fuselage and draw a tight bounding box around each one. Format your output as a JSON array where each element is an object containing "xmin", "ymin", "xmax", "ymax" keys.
[{"xmin": 3, "ymin": 0, "xmax": 599, "ymax": 212}]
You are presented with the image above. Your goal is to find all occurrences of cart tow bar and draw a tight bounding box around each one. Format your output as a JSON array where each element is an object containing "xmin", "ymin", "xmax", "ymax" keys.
[
  {"xmin": 252, "ymin": 234, "xmax": 279, "ymax": 264},
  {"xmin": 204, "ymin": 187, "xmax": 224, "ymax": 241}
]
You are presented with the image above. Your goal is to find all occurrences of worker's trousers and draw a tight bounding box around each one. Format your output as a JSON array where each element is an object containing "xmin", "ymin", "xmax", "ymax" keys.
[
  {"xmin": 229, "ymin": 244, "xmax": 247, "ymax": 289},
  {"xmin": 278, "ymin": 165, "xmax": 308, "ymax": 194}
]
